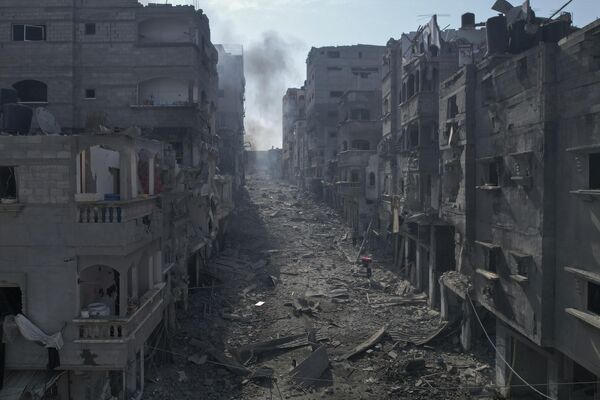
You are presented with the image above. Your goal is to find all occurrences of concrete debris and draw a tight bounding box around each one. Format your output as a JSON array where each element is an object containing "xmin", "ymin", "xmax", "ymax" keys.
[
  {"xmin": 339, "ymin": 324, "xmax": 388, "ymax": 361},
  {"xmin": 289, "ymin": 345, "xmax": 330, "ymax": 388}
]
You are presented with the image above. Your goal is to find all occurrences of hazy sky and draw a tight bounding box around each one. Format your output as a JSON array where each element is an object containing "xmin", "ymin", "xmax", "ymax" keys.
[{"xmin": 150, "ymin": 0, "xmax": 599, "ymax": 149}]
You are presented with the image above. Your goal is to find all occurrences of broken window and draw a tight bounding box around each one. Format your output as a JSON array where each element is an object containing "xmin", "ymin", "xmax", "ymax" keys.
[
  {"xmin": 85, "ymin": 89, "xmax": 96, "ymax": 99},
  {"xmin": 85, "ymin": 23, "xmax": 96, "ymax": 35},
  {"xmin": 12, "ymin": 80, "xmax": 48, "ymax": 103},
  {"xmin": 409, "ymin": 125, "xmax": 419, "ymax": 148},
  {"xmin": 350, "ymin": 109, "xmax": 370, "ymax": 120},
  {"xmin": 369, "ymin": 172, "xmax": 375, "ymax": 186},
  {"xmin": 407, "ymin": 74, "xmax": 415, "ymax": 98},
  {"xmin": 589, "ymin": 153, "xmax": 600, "ymax": 190},
  {"xmin": 358, "ymin": 51, "xmax": 363, "ymax": 59},
  {"xmin": 588, "ymin": 282, "xmax": 600, "ymax": 315},
  {"xmin": 327, "ymin": 51, "xmax": 340, "ymax": 58},
  {"xmin": 12, "ymin": 24, "xmax": 46, "ymax": 41},
  {"xmin": 342, "ymin": 141, "xmax": 348, "ymax": 151},
  {"xmin": 330, "ymin": 91, "xmax": 343, "ymax": 98},
  {"xmin": 0, "ymin": 166, "xmax": 17, "ymax": 200},
  {"xmin": 0, "ymin": 287, "xmax": 22, "ymax": 317},
  {"xmin": 447, "ymin": 95, "xmax": 459, "ymax": 119}
]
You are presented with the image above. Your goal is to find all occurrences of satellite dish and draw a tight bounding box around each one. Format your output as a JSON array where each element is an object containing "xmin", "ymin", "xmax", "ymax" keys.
[{"xmin": 35, "ymin": 107, "xmax": 61, "ymax": 135}]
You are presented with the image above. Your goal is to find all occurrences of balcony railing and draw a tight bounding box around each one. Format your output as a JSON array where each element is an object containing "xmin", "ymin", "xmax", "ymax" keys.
[
  {"xmin": 77, "ymin": 196, "xmax": 158, "ymax": 224},
  {"xmin": 73, "ymin": 283, "xmax": 166, "ymax": 343}
]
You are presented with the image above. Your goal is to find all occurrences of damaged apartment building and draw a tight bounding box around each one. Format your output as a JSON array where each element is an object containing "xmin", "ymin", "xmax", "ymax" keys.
[
  {"xmin": 284, "ymin": 2, "xmax": 600, "ymax": 399},
  {"xmin": 0, "ymin": 1, "xmax": 240, "ymax": 399}
]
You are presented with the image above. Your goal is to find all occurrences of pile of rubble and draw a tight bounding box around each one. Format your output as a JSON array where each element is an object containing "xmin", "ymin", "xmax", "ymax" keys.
[{"xmin": 144, "ymin": 176, "xmax": 496, "ymax": 399}]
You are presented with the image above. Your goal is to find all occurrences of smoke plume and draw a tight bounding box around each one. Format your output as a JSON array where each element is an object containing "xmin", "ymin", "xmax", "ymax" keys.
[{"xmin": 244, "ymin": 31, "xmax": 303, "ymax": 150}]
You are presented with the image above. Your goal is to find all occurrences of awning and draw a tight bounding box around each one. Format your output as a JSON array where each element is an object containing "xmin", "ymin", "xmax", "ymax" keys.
[{"xmin": 0, "ymin": 370, "xmax": 65, "ymax": 400}]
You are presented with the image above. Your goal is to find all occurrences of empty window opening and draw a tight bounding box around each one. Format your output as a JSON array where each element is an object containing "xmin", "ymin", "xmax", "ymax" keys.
[
  {"xmin": 342, "ymin": 141, "xmax": 348, "ymax": 151},
  {"xmin": 85, "ymin": 23, "xmax": 96, "ymax": 35},
  {"xmin": 351, "ymin": 170, "xmax": 359, "ymax": 182},
  {"xmin": 0, "ymin": 166, "xmax": 17, "ymax": 200},
  {"xmin": 327, "ymin": 66, "xmax": 342, "ymax": 71},
  {"xmin": 572, "ymin": 362, "xmax": 598, "ymax": 398},
  {"xmin": 85, "ymin": 89, "xmax": 96, "ymax": 99},
  {"xmin": 328, "ymin": 131, "xmax": 337, "ymax": 138},
  {"xmin": 488, "ymin": 162, "xmax": 500, "ymax": 186},
  {"xmin": 407, "ymin": 74, "xmax": 415, "ymax": 98},
  {"xmin": 358, "ymin": 51, "xmax": 363, "ymax": 59},
  {"xmin": 0, "ymin": 287, "xmax": 22, "ymax": 317},
  {"xmin": 447, "ymin": 95, "xmax": 459, "ymax": 119},
  {"xmin": 351, "ymin": 139, "xmax": 370, "ymax": 150},
  {"xmin": 588, "ymin": 281, "xmax": 600, "ymax": 315},
  {"xmin": 488, "ymin": 250, "xmax": 497, "ymax": 273},
  {"xmin": 589, "ymin": 153, "xmax": 600, "ymax": 190},
  {"xmin": 171, "ymin": 142, "xmax": 184, "ymax": 164},
  {"xmin": 12, "ymin": 80, "xmax": 48, "ymax": 103},
  {"xmin": 330, "ymin": 91, "xmax": 343, "ymax": 98},
  {"xmin": 409, "ymin": 125, "xmax": 419, "ymax": 148},
  {"xmin": 327, "ymin": 111, "xmax": 338, "ymax": 118},
  {"xmin": 327, "ymin": 51, "xmax": 340, "ymax": 58},
  {"xmin": 13, "ymin": 24, "xmax": 46, "ymax": 41},
  {"xmin": 350, "ymin": 109, "xmax": 370, "ymax": 120},
  {"xmin": 369, "ymin": 172, "xmax": 375, "ymax": 186}
]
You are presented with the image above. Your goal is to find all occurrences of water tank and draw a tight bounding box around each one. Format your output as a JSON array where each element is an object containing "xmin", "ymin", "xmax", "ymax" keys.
[
  {"xmin": 2, "ymin": 103, "xmax": 33, "ymax": 135},
  {"xmin": 0, "ymin": 88, "xmax": 18, "ymax": 107},
  {"xmin": 486, "ymin": 15, "xmax": 508, "ymax": 56},
  {"xmin": 462, "ymin": 13, "xmax": 475, "ymax": 29}
]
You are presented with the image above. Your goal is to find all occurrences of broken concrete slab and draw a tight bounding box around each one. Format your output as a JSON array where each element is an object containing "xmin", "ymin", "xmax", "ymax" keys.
[{"xmin": 289, "ymin": 345, "xmax": 330, "ymax": 387}]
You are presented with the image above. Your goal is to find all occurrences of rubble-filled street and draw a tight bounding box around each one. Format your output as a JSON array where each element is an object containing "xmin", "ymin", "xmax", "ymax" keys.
[{"xmin": 145, "ymin": 175, "xmax": 496, "ymax": 400}]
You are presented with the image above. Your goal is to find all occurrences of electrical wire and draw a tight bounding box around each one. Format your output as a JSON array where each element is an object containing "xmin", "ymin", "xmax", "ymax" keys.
[{"xmin": 466, "ymin": 293, "xmax": 556, "ymax": 400}]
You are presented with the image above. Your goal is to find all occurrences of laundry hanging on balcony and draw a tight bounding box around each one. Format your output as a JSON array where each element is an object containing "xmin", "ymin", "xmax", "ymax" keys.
[{"xmin": 12, "ymin": 314, "xmax": 64, "ymax": 349}]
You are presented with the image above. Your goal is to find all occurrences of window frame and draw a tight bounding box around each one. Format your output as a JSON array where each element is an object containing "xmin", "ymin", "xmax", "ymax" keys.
[{"xmin": 12, "ymin": 24, "xmax": 47, "ymax": 41}]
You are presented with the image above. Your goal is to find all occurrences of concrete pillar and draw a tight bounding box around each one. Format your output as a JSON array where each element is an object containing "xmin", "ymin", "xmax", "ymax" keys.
[
  {"xmin": 148, "ymin": 156, "xmax": 155, "ymax": 195},
  {"xmin": 416, "ymin": 245, "xmax": 424, "ymax": 291},
  {"xmin": 154, "ymin": 251, "xmax": 162, "ymax": 285},
  {"xmin": 495, "ymin": 320, "xmax": 510, "ymax": 398},
  {"xmin": 547, "ymin": 353, "xmax": 562, "ymax": 400},
  {"xmin": 429, "ymin": 226, "xmax": 437, "ymax": 307},
  {"xmin": 460, "ymin": 300, "xmax": 472, "ymax": 351},
  {"xmin": 148, "ymin": 255, "xmax": 154, "ymax": 291},
  {"xmin": 132, "ymin": 264, "xmax": 139, "ymax": 301},
  {"xmin": 125, "ymin": 359, "xmax": 137, "ymax": 397},
  {"xmin": 440, "ymin": 282, "xmax": 449, "ymax": 321},
  {"xmin": 119, "ymin": 272, "xmax": 127, "ymax": 318}
]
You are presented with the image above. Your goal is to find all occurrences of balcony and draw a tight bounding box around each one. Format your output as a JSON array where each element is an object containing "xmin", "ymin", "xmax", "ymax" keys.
[
  {"xmin": 337, "ymin": 181, "xmax": 362, "ymax": 197},
  {"xmin": 399, "ymin": 91, "xmax": 436, "ymax": 123},
  {"xmin": 73, "ymin": 282, "xmax": 167, "ymax": 343},
  {"xmin": 77, "ymin": 196, "xmax": 159, "ymax": 224},
  {"xmin": 337, "ymin": 150, "xmax": 375, "ymax": 168}
]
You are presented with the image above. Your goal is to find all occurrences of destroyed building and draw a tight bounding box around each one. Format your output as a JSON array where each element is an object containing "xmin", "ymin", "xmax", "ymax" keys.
[
  {"xmin": 282, "ymin": 87, "xmax": 306, "ymax": 184},
  {"xmin": 216, "ymin": 44, "xmax": 246, "ymax": 201},
  {"xmin": 303, "ymin": 45, "xmax": 385, "ymax": 196},
  {"xmin": 284, "ymin": 4, "xmax": 600, "ymax": 399},
  {"xmin": 0, "ymin": 1, "xmax": 235, "ymax": 399}
]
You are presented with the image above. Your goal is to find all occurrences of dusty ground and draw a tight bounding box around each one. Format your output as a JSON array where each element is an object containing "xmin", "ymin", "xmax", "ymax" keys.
[{"xmin": 145, "ymin": 175, "xmax": 498, "ymax": 400}]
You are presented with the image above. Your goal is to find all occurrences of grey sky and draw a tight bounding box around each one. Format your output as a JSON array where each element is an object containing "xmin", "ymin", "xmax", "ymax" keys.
[{"xmin": 147, "ymin": 0, "xmax": 599, "ymax": 149}]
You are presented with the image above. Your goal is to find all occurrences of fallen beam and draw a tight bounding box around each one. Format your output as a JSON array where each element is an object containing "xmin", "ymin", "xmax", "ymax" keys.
[{"xmin": 339, "ymin": 324, "xmax": 388, "ymax": 360}]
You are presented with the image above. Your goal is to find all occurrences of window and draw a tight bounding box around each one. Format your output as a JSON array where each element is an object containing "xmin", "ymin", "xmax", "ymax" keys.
[
  {"xmin": 488, "ymin": 162, "xmax": 500, "ymax": 186},
  {"xmin": 360, "ymin": 72, "xmax": 369, "ymax": 79},
  {"xmin": 447, "ymin": 95, "xmax": 459, "ymax": 119},
  {"xmin": 85, "ymin": 23, "xmax": 96, "ymax": 35},
  {"xmin": 588, "ymin": 282, "xmax": 600, "ymax": 315},
  {"xmin": 327, "ymin": 51, "xmax": 340, "ymax": 58},
  {"xmin": 0, "ymin": 166, "xmax": 17, "ymax": 200},
  {"xmin": 328, "ymin": 131, "xmax": 337, "ymax": 138},
  {"xmin": 327, "ymin": 66, "xmax": 342, "ymax": 71},
  {"xmin": 351, "ymin": 139, "xmax": 370, "ymax": 150},
  {"xmin": 13, "ymin": 24, "xmax": 46, "ymax": 41},
  {"xmin": 589, "ymin": 153, "xmax": 600, "ymax": 190},
  {"xmin": 369, "ymin": 172, "xmax": 375, "ymax": 186},
  {"xmin": 85, "ymin": 89, "xmax": 96, "ymax": 99},
  {"xmin": 330, "ymin": 91, "xmax": 343, "ymax": 98},
  {"xmin": 12, "ymin": 80, "xmax": 47, "ymax": 103},
  {"xmin": 488, "ymin": 250, "xmax": 497, "ymax": 273},
  {"xmin": 358, "ymin": 51, "xmax": 363, "ymax": 59},
  {"xmin": 327, "ymin": 111, "xmax": 338, "ymax": 118},
  {"xmin": 351, "ymin": 170, "xmax": 359, "ymax": 182},
  {"xmin": 170, "ymin": 142, "xmax": 184, "ymax": 164}
]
